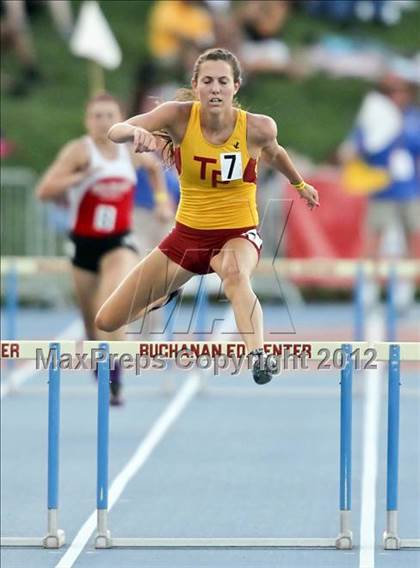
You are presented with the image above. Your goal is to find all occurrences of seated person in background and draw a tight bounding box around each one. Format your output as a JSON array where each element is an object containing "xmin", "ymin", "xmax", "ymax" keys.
[
  {"xmin": 1, "ymin": 0, "xmax": 73, "ymax": 96},
  {"xmin": 234, "ymin": 0, "xmax": 296, "ymax": 77},
  {"xmin": 148, "ymin": 0, "xmax": 215, "ymax": 67},
  {"xmin": 203, "ymin": 0, "xmax": 242, "ymax": 55},
  {"xmin": 131, "ymin": 0, "xmax": 215, "ymax": 115},
  {"xmin": 1, "ymin": 0, "xmax": 41, "ymax": 96}
]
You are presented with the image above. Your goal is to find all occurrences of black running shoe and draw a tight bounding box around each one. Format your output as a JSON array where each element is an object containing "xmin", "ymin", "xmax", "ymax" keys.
[
  {"xmin": 250, "ymin": 348, "xmax": 273, "ymax": 385},
  {"xmin": 147, "ymin": 289, "xmax": 181, "ymax": 313},
  {"xmin": 110, "ymin": 380, "xmax": 124, "ymax": 406}
]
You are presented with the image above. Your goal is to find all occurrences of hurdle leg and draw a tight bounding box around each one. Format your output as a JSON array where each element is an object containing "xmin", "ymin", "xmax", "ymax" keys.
[
  {"xmin": 5, "ymin": 263, "xmax": 18, "ymax": 380},
  {"xmin": 5, "ymin": 263, "xmax": 18, "ymax": 342},
  {"xmin": 354, "ymin": 263, "xmax": 365, "ymax": 341},
  {"xmin": 383, "ymin": 344, "xmax": 401, "ymax": 550},
  {"xmin": 335, "ymin": 344, "xmax": 353, "ymax": 550},
  {"xmin": 95, "ymin": 343, "xmax": 113, "ymax": 548},
  {"xmin": 386, "ymin": 266, "xmax": 397, "ymax": 342},
  {"xmin": 43, "ymin": 343, "xmax": 65, "ymax": 548},
  {"xmin": 162, "ymin": 295, "xmax": 177, "ymax": 393},
  {"xmin": 195, "ymin": 278, "xmax": 209, "ymax": 391}
]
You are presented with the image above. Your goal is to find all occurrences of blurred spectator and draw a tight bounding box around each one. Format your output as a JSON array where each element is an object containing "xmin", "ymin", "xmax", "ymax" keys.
[
  {"xmin": 130, "ymin": 0, "xmax": 215, "ymax": 115},
  {"xmin": 304, "ymin": 0, "xmax": 357, "ymax": 24},
  {"xmin": 203, "ymin": 0, "xmax": 241, "ymax": 54},
  {"xmin": 339, "ymin": 68, "xmax": 420, "ymax": 260},
  {"xmin": 306, "ymin": 34, "xmax": 389, "ymax": 81},
  {"xmin": 303, "ymin": 0, "xmax": 416, "ymax": 26},
  {"xmin": 148, "ymin": 0, "xmax": 214, "ymax": 66},
  {"xmin": 1, "ymin": 0, "xmax": 41, "ymax": 96},
  {"xmin": 235, "ymin": 0, "xmax": 292, "ymax": 76},
  {"xmin": 25, "ymin": 0, "xmax": 73, "ymax": 39},
  {"xmin": 1, "ymin": 0, "xmax": 73, "ymax": 97}
]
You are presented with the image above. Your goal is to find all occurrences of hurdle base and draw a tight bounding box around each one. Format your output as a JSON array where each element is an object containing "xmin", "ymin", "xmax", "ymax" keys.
[
  {"xmin": 43, "ymin": 529, "xmax": 65, "ymax": 549},
  {"xmin": 335, "ymin": 510, "xmax": 353, "ymax": 549},
  {"xmin": 383, "ymin": 534, "xmax": 420, "ymax": 550},
  {"xmin": 96, "ymin": 537, "xmax": 341, "ymax": 549},
  {"xmin": 383, "ymin": 531, "xmax": 401, "ymax": 550},
  {"xmin": 95, "ymin": 531, "xmax": 112, "ymax": 549},
  {"xmin": 335, "ymin": 533, "xmax": 353, "ymax": 550},
  {"xmin": 95, "ymin": 509, "xmax": 112, "ymax": 548},
  {"xmin": 383, "ymin": 511, "xmax": 400, "ymax": 550}
]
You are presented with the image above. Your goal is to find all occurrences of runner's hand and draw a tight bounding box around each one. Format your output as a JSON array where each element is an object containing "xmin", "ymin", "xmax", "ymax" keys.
[
  {"xmin": 155, "ymin": 201, "xmax": 173, "ymax": 223},
  {"xmin": 133, "ymin": 127, "xmax": 157, "ymax": 153},
  {"xmin": 297, "ymin": 183, "xmax": 319, "ymax": 209}
]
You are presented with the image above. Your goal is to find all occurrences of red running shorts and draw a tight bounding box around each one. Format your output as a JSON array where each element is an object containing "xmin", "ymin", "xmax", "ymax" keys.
[{"xmin": 158, "ymin": 222, "xmax": 262, "ymax": 275}]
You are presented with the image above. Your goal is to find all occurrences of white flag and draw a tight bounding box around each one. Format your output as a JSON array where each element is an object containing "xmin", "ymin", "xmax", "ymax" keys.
[{"xmin": 70, "ymin": 1, "xmax": 121, "ymax": 70}]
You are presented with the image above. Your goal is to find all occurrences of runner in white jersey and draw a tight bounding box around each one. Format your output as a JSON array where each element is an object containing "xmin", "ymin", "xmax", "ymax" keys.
[
  {"xmin": 36, "ymin": 93, "xmax": 173, "ymax": 405},
  {"xmin": 68, "ymin": 135, "xmax": 137, "ymax": 240}
]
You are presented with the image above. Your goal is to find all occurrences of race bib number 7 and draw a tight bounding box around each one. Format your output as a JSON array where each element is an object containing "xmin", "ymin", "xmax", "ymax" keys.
[
  {"xmin": 93, "ymin": 204, "xmax": 117, "ymax": 232},
  {"xmin": 220, "ymin": 152, "xmax": 242, "ymax": 182}
]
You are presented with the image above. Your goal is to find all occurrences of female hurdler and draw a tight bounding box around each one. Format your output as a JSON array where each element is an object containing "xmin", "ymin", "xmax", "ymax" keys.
[{"xmin": 96, "ymin": 49, "xmax": 319, "ymax": 385}]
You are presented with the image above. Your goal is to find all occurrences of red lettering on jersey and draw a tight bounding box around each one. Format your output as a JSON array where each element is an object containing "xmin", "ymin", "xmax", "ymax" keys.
[
  {"xmin": 211, "ymin": 170, "xmax": 230, "ymax": 188},
  {"xmin": 193, "ymin": 156, "xmax": 217, "ymax": 179}
]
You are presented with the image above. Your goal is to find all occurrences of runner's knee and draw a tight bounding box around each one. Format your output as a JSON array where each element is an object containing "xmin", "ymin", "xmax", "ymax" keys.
[
  {"xmin": 222, "ymin": 270, "xmax": 249, "ymax": 299},
  {"xmin": 95, "ymin": 305, "xmax": 119, "ymax": 333}
]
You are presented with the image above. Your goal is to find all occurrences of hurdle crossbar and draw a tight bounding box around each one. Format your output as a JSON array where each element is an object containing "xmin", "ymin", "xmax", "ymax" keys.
[
  {"xmin": 3, "ymin": 340, "xmax": 419, "ymax": 362},
  {"xmin": 3, "ymin": 256, "xmax": 420, "ymax": 278}
]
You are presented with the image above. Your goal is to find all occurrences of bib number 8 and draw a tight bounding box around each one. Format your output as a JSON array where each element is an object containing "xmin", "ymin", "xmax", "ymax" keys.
[
  {"xmin": 93, "ymin": 204, "xmax": 117, "ymax": 232},
  {"xmin": 220, "ymin": 152, "xmax": 242, "ymax": 182}
]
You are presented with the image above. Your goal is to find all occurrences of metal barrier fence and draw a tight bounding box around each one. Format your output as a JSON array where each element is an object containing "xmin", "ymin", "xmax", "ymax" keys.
[{"xmin": 1, "ymin": 167, "xmax": 65, "ymax": 256}]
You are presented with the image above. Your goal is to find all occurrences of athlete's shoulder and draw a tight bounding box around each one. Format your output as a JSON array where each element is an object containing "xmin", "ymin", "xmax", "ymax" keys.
[
  {"xmin": 57, "ymin": 137, "xmax": 88, "ymax": 165},
  {"xmin": 154, "ymin": 100, "xmax": 194, "ymax": 121},
  {"xmin": 131, "ymin": 101, "xmax": 193, "ymax": 143},
  {"xmin": 246, "ymin": 112, "xmax": 277, "ymax": 148}
]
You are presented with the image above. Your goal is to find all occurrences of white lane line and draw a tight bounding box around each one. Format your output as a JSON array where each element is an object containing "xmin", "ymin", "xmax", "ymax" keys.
[
  {"xmin": 56, "ymin": 306, "xmax": 237, "ymax": 568},
  {"xmin": 18, "ymin": 384, "xmax": 420, "ymax": 399},
  {"xmin": 18, "ymin": 385, "xmax": 344, "ymax": 397},
  {"xmin": 0, "ymin": 319, "xmax": 84, "ymax": 399},
  {"xmin": 55, "ymin": 373, "xmax": 201, "ymax": 568},
  {"xmin": 359, "ymin": 312, "xmax": 384, "ymax": 568}
]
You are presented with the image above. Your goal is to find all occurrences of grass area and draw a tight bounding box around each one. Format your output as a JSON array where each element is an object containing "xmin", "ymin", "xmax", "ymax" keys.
[{"xmin": 2, "ymin": 0, "xmax": 419, "ymax": 172}]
